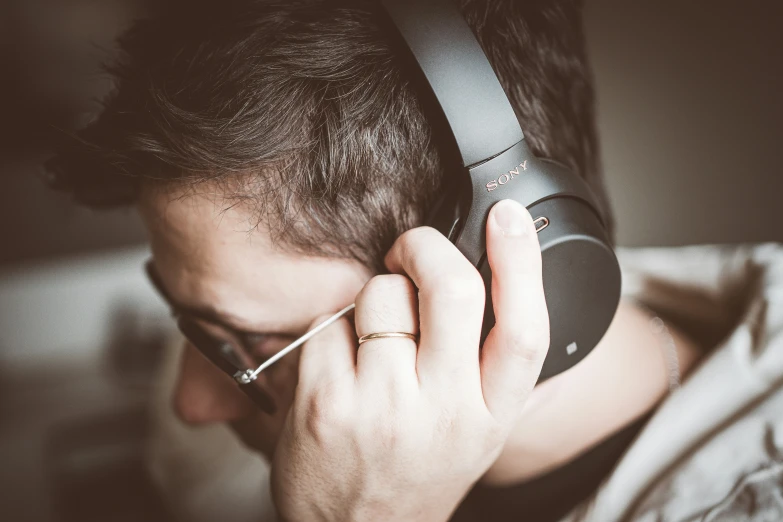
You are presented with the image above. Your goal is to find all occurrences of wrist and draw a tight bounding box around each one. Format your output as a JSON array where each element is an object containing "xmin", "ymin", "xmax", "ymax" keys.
[
  {"xmin": 346, "ymin": 494, "xmax": 460, "ymax": 522},
  {"xmin": 276, "ymin": 493, "xmax": 459, "ymax": 522}
]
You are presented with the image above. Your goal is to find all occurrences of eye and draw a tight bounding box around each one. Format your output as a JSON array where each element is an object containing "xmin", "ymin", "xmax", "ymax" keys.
[
  {"xmin": 178, "ymin": 317, "xmax": 250, "ymax": 372},
  {"xmin": 243, "ymin": 333, "xmax": 279, "ymax": 359},
  {"xmin": 216, "ymin": 340, "xmax": 245, "ymax": 369}
]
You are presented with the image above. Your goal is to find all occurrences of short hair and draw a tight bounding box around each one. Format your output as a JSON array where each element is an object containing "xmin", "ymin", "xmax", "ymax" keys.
[{"xmin": 51, "ymin": 0, "xmax": 613, "ymax": 272}]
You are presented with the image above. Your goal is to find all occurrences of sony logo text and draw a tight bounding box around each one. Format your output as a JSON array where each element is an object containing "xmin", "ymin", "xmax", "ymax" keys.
[{"xmin": 485, "ymin": 160, "xmax": 527, "ymax": 192}]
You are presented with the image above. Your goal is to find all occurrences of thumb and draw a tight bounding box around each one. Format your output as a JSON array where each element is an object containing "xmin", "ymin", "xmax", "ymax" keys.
[{"xmin": 480, "ymin": 200, "xmax": 550, "ymax": 424}]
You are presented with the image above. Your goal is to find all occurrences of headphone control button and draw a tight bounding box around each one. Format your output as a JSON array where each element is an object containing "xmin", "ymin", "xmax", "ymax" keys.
[{"xmin": 534, "ymin": 216, "xmax": 549, "ymax": 233}]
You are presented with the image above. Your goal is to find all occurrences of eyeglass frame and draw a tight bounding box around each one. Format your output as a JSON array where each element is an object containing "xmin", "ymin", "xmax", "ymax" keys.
[{"xmin": 144, "ymin": 259, "xmax": 282, "ymax": 413}]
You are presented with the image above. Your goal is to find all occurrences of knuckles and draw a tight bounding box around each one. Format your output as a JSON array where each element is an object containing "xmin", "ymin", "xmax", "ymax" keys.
[
  {"xmin": 357, "ymin": 274, "xmax": 416, "ymax": 305},
  {"xmin": 397, "ymin": 226, "xmax": 440, "ymax": 252},
  {"xmin": 392, "ymin": 226, "xmax": 439, "ymax": 268},
  {"xmin": 393, "ymin": 224, "xmax": 550, "ymax": 323},
  {"xmin": 300, "ymin": 384, "xmax": 415, "ymax": 451},
  {"xmin": 301, "ymin": 383, "xmax": 355, "ymax": 443},
  {"xmin": 391, "ymin": 226, "xmax": 486, "ymax": 303},
  {"xmin": 355, "ymin": 274, "xmax": 419, "ymax": 336},
  {"xmin": 427, "ymin": 272, "xmax": 485, "ymax": 303},
  {"xmin": 505, "ymin": 323, "xmax": 550, "ymax": 364},
  {"xmin": 297, "ymin": 385, "xmax": 509, "ymax": 472}
]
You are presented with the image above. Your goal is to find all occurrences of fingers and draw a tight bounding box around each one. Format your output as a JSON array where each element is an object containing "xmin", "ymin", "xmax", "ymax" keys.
[
  {"xmin": 297, "ymin": 316, "xmax": 357, "ymax": 394},
  {"xmin": 481, "ymin": 200, "xmax": 550, "ymax": 421},
  {"xmin": 385, "ymin": 227, "xmax": 485, "ymax": 384},
  {"xmin": 299, "ymin": 200, "xmax": 547, "ymax": 429},
  {"xmin": 354, "ymin": 275, "xmax": 419, "ymax": 385}
]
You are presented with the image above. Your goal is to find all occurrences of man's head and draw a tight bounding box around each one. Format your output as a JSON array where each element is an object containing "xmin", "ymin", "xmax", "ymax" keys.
[{"xmin": 51, "ymin": 0, "xmax": 611, "ymax": 454}]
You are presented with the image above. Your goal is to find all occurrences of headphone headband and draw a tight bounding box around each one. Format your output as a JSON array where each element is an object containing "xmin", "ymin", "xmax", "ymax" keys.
[
  {"xmin": 380, "ymin": 0, "xmax": 523, "ymax": 168},
  {"xmin": 379, "ymin": 0, "xmax": 622, "ymax": 383}
]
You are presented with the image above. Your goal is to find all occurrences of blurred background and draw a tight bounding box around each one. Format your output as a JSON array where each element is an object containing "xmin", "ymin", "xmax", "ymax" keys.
[{"xmin": 0, "ymin": 1, "xmax": 781, "ymax": 521}]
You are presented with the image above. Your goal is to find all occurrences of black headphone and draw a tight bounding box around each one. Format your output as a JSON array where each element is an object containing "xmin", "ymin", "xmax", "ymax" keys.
[{"xmin": 380, "ymin": 0, "xmax": 621, "ymax": 382}]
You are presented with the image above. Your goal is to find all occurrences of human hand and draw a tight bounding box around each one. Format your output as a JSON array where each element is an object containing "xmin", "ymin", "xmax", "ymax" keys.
[{"xmin": 271, "ymin": 200, "xmax": 550, "ymax": 522}]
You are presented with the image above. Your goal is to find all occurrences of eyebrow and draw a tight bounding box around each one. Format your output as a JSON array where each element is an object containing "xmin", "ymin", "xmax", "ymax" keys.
[
  {"xmin": 146, "ymin": 261, "xmax": 280, "ymax": 335},
  {"xmin": 189, "ymin": 304, "xmax": 263, "ymax": 335}
]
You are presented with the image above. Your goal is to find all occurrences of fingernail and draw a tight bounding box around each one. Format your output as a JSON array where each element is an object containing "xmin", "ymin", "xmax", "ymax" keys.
[{"xmin": 493, "ymin": 200, "xmax": 528, "ymax": 237}]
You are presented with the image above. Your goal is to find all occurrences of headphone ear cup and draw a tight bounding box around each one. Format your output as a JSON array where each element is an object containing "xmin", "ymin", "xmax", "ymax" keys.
[{"xmin": 478, "ymin": 196, "xmax": 621, "ymax": 382}]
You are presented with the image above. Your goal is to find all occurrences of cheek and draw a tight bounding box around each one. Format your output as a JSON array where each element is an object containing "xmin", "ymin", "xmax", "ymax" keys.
[
  {"xmin": 231, "ymin": 348, "xmax": 301, "ymax": 457},
  {"xmin": 173, "ymin": 343, "xmax": 256, "ymax": 425},
  {"xmin": 262, "ymin": 338, "xmax": 301, "ymax": 397}
]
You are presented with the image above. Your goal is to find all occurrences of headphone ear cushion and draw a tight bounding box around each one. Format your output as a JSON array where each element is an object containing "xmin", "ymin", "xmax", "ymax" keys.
[{"xmin": 478, "ymin": 196, "xmax": 621, "ymax": 382}]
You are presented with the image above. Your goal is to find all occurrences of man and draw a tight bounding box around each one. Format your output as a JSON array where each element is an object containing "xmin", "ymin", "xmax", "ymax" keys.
[{"xmin": 49, "ymin": 0, "xmax": 702, "ymax": 520}]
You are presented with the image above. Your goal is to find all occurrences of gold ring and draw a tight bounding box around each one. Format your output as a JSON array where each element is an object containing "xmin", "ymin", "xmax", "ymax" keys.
[{"xmin": 357, "ymin": 332, "xmax": 418, "ymax": 345}]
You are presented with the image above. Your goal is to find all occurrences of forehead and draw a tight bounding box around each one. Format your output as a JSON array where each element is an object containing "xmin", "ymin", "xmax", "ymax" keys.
[{"xmin": 138, "ymin": 183, "xmax": 371, "ymax": 334}]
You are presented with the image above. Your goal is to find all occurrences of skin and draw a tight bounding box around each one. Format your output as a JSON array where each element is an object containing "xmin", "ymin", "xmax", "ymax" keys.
[{"xmin": 139, "ymin": 182, "xmax": 703, "ymax": 519}]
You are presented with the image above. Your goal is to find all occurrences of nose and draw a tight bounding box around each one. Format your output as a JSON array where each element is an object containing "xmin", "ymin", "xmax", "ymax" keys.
[{"xmin": 173, "ymin": 343, "xmax": 255, "ymax": 425}]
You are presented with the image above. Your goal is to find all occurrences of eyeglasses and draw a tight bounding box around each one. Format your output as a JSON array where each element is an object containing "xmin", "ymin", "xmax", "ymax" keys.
[{"xmin": 144, "ymin": 260, "xmax": 354, "ymax": 414}]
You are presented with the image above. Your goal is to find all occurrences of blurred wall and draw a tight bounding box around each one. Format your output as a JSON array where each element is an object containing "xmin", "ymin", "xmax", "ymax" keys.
[
  {"xmin": 585, "ymin": 1, "xmax": 783, "ymax": 246},
  {"xmin": 0, "ymin": 1, "xmax": 781, "ymax": 269},
  {"xmin": 0, "ymin": 0, "xmax": 149, "ymax": 268}
]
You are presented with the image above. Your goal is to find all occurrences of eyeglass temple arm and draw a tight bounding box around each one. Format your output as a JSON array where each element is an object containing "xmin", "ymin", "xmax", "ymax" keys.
[{"xmin": 235, "ymin": 303, "xmax": 357, "ymax": 384}]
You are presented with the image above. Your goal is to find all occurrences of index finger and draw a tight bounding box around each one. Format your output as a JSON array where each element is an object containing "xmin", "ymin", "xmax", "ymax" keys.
[
  {"xmin": 384, "ymin": 227, "xmax": 486, "ymax": 384},
  {"xmin": 297, "ymin": 315, "xmax": 358, "ymax": 395}
]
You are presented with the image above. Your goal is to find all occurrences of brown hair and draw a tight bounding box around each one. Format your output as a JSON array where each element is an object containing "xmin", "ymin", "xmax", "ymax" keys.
[{"xmin": 50, "ymin": 0, "xmax": 612, "ymax": 272}]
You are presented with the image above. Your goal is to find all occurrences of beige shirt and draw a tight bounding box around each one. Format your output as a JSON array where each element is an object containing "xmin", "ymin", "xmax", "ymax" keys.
[{"xmin": 565, "ymin": 243, "xmax": 783, "ymax": 521}]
